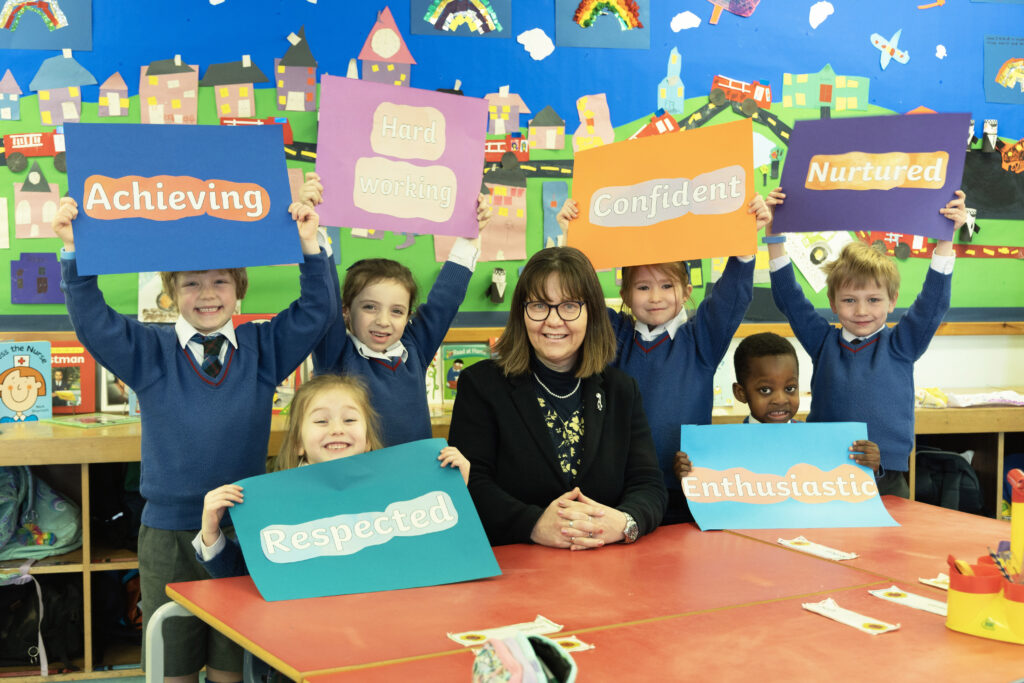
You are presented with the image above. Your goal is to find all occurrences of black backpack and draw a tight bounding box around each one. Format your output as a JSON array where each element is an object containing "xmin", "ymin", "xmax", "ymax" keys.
[
  {"xmin": 914, "ymin": 445, "xmax": 985, "ymax": 516},
  {"xmin": 0, "ymin": 573, "xmax": 84, "ymax": 673}
]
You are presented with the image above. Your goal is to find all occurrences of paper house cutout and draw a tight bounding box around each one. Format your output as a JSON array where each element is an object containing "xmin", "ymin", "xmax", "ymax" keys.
[
  {"xmin": 658, "ymin": 47, "xmax": 685, "ymax": 115},
  {"xmin": 0, "ymin": 0, "xmax": 68, "ymax": 30},
  {"xmin": 11, "ymin": 252, "xmax": 63, "ymax": 304},
  {"xmin": 29, "ymin": 50, "xmax": 96, "ymax": 126},
  {"xmin": 358, "ymin": 6, "xmax": 416, "ymax": 87},
  {"xmin": 200, "ymin": 55, "xmax": 269, "ymax": 118},
  {"xmin": 528, "ymin": 105, "xmax": 565, "ymax": 150},
  {"xmin": 0, "ymin": 69, "xmax": 22, "ymax": 121},
  {"xmin": 98, "ymin": 71, "xmax": 128, "ymax": 117},
  {"xmin": 13, "ymin": 161, "xmax": 58, "ymax": 239},
  {"xmin": 275, "ymin": 27, "xmax": 317, "ymax": 112},
  {"xmin": 781, "ymin": 63, "xmax": 869, "ymax": 117},
  {"xmin": 483, "ymin": 152, "xmax": 528, "ymax": 260},
  {"xmin": 485, "ymin": 84, "xmax": 530, "ymax": 136},
  {"xmin": 139, "ymin": 56, "xmax": 199, "ymax": 124},
  {"xmin": 572, "ymin": 92, "xmax": 614, "ymax": 152}
]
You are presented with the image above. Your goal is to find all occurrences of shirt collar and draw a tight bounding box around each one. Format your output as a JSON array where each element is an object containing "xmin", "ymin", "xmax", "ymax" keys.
[
  {"xmin": 634, "ymin": 308, "xmax": 687, "ymax": 342},
  {"xmin": 840, "ymin": 324, "xmax": 884, "ymax": 344},
  {"xmin": 175, "ymin": 317, "xmax": 238, "ymax": 349},
  {"xmin": 347, "ymin": 330, "xmax": 409, "ymax": 363},
  {"xmin": 746, "ymin": 414, "xmax": 794, "ymax": 424}
]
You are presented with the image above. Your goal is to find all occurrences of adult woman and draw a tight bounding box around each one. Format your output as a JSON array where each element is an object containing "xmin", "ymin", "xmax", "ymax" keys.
[{"xmin": 448, "ymin": 247, "xmax": 666, "ymax": 548}]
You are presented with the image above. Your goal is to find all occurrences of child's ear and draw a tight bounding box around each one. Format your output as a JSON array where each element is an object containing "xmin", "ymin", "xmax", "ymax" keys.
[
  {"xmin": 732, "ymin": 382, "xmax": 748, "ymax": 405},
  {"xmin": 682, "ymin": 283, "xmax": 694, "ymax": 304},
  {"xmin": 888, "ymin": 292, "xmax": 898, "ymax": 312},
  {"xmin": 341, "ymin": 305, "xmax": 350, "ymax": 325}
]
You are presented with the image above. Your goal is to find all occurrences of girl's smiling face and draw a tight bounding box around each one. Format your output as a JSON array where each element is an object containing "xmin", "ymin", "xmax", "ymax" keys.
[
  {"xmin": 298, "ymin": 388, "xmax": 370, "ymax": 464},
  {"xmin": 624, "ymin": 265, "xmax": 692, "ymax": 328}
]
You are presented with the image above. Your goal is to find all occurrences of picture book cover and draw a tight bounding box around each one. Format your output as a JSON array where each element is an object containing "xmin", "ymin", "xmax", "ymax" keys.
[
  {"xmin": 425, "ymin": 349, "xmax": 443, "ymax": 411},
  {"xmin": 441, "ymin": 343, "xmax": 491, "ymax": 403},
  {"xmin": 98, "ymin": 366, "xmax": 132, "ymax": 414},
  {"xmin": 0, "ymin": 341, "xmax": 52, "ymax": 423},
  {"xmin": 51, "ymin": 342, "xmax": 96, "ymax": 414}
]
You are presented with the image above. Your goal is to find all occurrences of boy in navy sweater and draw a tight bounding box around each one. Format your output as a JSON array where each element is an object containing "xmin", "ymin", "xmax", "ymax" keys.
[
  {"xmin": 52, "ymin": 192, "xmax": 336, "ymax": 683},
  {"xmin": 764, "ymin": 189, "xmax": 967, "ymax": 496}
]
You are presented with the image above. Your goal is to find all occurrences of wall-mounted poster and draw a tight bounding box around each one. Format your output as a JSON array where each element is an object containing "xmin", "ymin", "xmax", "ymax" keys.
[{"xmin": 0, "ymin": 0, "xmax": 92, "ymax": 50}]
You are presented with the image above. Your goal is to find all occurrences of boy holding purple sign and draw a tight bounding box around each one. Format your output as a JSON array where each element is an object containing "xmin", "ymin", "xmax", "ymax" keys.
[
  {"xmin": 763, "ymin": 188, "xmax": 968, "ymax": 497},
  {"xmin": 52, "ymin": 188, "xmax": 336, "ymax": 683}
]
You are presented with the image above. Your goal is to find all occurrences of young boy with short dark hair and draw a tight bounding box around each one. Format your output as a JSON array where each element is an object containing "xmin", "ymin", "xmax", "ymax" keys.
[
  {"xmin": 763, "ymin": 189, "xmax": 967, "ymax": 497},
  {"xmin": 52, "ymin": 186, "xmax": 336, "ymax": 683},
  {"xmin": 673, "ymin": 332, "xmax": 880, "ymax": 479}
]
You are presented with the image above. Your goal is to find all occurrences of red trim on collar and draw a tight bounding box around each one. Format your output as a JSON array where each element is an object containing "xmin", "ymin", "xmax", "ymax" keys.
[
  {"xmin": 372, "ymin": 357, "xmax": 403, "ymax": 371},
  {"xmin": 633, "ymin": 335, "xmax": 670, "ymax": 354},
  {"xmin": 183, "ymin": 345, "xmax": 234, "ymax": 386},
  {"xmin": 840, "ymin": 336, "xmax": 879, "ymax": 353}
]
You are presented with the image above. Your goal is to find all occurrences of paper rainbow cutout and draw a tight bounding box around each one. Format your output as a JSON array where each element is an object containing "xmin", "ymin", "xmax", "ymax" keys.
[{"xmin": 573, "ymin": 0, "xmax": 643, "ymax": 31}]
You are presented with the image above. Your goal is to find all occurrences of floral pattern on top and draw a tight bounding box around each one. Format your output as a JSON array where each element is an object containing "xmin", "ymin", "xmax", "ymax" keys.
[{"xmin": 537, "ymin": 396, "xmax": 583, "ymax": 480}]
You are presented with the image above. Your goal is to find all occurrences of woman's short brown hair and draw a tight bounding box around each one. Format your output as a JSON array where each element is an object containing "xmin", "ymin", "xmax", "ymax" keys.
[
  {"xmin": 494, "ymin": 246, "xmax": 616, "ymax": 378},
  {"xmin": 159, "ymin": 268, "xmax": 249, "ymax": 306},
  {"xmin": 273, "ymin": 373, "xmax": 384, "ymax": 471},
  {"xmin": 341, "ymin": 259, "xmax": 418, "ymax": 314}
]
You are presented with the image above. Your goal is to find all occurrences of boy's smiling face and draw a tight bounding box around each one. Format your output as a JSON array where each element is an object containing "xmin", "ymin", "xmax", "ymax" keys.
[
  {"xmin": 175, "ymin": 270, "xmax": 238, "ymax": 334},
  {"xmin": 829, "ymin": 281, "xmax": 897, "ymax": 339},
  {"xmin": 733, "ymin": 354, "xmax": 800, "ymax": 423}
]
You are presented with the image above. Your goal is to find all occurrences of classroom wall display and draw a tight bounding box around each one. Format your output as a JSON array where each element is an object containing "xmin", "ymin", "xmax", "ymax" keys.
[
  {"xmin": 554, "ymin": 0, "xmax": 649, "ymax": 49},
  {"xmin": 0, "ymin": 0, "xmax": 92, "ymax": 51},
  {"xmin": 568, "ymin": 118, "xmax": 755, "ymax": 270},
  {"xmin": 63, "ymin": 123, "xmax": 298, "ymax": 275},
  {"xmin": 316, "ymin": 75, "xmax": 487, "ymax": 239},
  {"xmin": 10, "ymin": 251, "xmax": 62, "ymax": 304},
  {"xmin": 773, "ymin": 113, "xmax": 970, "ymax": 240},
  {"xmin": 679, "ymin": 423, "xmax": 899, "ymax": 531},
  {"xmin": 0, "ymin": 340, "xmax": 51, "ymax": 422},
  {"xmin": 229, "ymin": 438, "xmax": 500, "ymax": 601},
  {"xmin": 411, "ymin": 0, "xmax": 509, "ymax": 38},
  {"xmin": 137, "ymin": 271, "xmax": 177, "ymax": 323},
  {"xmin": 983, "ymin": 35, "xmax": 1024, "ymax": 105}
]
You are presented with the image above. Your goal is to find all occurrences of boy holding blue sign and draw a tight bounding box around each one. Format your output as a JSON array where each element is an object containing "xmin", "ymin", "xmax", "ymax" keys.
[
  {"xmin": 763, "ymin": 189, "xmax": 967, "ymax": 497},
  {"xmin": 52, "ymin": 192, "xmax": 336, "ymax": 683}
]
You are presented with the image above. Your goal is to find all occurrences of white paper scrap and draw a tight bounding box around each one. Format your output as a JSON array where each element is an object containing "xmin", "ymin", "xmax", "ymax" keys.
[
  {"xmin": 802, "ymin": 598, "xmax": 900, "ymax": 635},
  {"xmin": 778, "ymin": 536, "xmax": 858, "ymax": 560},
  {"xmin": 868, "ymin": 585, "xmax": 947, "ymax": 616},
  {"xmin": 448, "ymin": 615, "xmax": 563, "ymax": 647},
  {"xmin": 919, "ymin": 573, "xmax": 949, "ymax": 591},
  {"xmin": 549, "ymin": 635, "xmax": 595, "ymax": 653}
]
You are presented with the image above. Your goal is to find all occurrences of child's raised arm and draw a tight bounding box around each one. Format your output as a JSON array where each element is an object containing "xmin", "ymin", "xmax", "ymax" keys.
[
  {"xmin": 298, "ymin": 171, "xmax": 323, "ymax": 208},
  {"xmin": 52, "ymin": 196, "xmax": 79, "ymax": 252},
  {"xmin": 289, "ymin": 201, "xmax": 321, "ymax": 255},
  {"xmin": 200, "ymin": 484, "xmax": 244, "ymax": 548},
  {"xmin": 763, "ymin": 188, "xmax": 787, "ymax": 260},
  {"xmin": 935, "ymin": 190, "xmax": 967, "ymax": 257},
  {"xmin": 556, "ymin": 198, "xmax": 578, "ymax": 233}
]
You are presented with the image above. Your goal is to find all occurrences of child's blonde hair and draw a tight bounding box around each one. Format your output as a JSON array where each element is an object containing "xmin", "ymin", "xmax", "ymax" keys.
[
  {"xmin": 159, "ymin": 268, "xmax": 249, "ymax": 306},
  {"xmin": 273, "ymin": 373, "xmax": 384, "ymax": 471},
  {"xmin": 823, "ymin": 242, "xmax": 900, "ymax": 302}
]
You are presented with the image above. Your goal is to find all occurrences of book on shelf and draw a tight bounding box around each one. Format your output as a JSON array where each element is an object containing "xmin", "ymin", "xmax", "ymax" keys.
[
  {"xmin": 51, "ymin": 342, "xmax": 96, "ymax": 414},
  {"xmin": 0, "ymin": 341, "xmax": 52, "ymax": 423}
]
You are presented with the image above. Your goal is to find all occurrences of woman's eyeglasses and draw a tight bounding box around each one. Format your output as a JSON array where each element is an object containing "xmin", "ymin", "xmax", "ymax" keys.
[{"xmin": 524, "ymin": 300, "xmax": 585, "ymax": 322}]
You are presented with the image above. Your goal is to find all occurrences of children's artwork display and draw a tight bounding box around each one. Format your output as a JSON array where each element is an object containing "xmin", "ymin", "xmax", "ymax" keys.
[
  {"xmin": 411, "ymin": 0, "xmax": 509, "ymax": 38},
  {"xmin": 0, "ymin": 341, "xmax": 51, "ymax": 422},
  {"xmin": 315, "ymin": 75, "xmax": 488, "ymax": 239},
  {"xmin": 773, "ymin": 113, "xmax": 970, "ymax": 239},
  {"xmin": 441, "ymin": 342, "xmax": 490, "ymax": 402},
  {"xmin": 10, "ymin": 252, "xmax": 63, "ymax": 304},
  {"xmin": 137, "ymin": 271, "xmax": 177, "ymax": 323},
  {"xmin": 984, "ymin": 35, "xmax": 1024, "ymax": 105},
  {"xmin": 0, "ymin": 0, "xmax": 92, "ymax": 50},
  {"xmin": 63, "ymin": 123, "xmax": 299, "ymax": 275},
  {"xmin": 679, "ymin": 423, "xmax": 898, "ymax": 531},
  {"xmin": 51, "ymin": 341, "xmax": 94, "ymax": 414},
  {"xmin": 569, "ymin": 118, "xmax": 756, "ymax": 270},
  {"xmin": 229, "ymin": 438, "xmax": 501, "ymax": 601},
  {"xmin": 554, "ymin": 0, "xmax": 650, "ymax": 49}
]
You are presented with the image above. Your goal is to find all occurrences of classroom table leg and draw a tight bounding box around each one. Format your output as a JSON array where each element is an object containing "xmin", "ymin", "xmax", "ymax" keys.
[{"xmin": 145, "ymin": 601, "xmax": 192, "ymax": 683}]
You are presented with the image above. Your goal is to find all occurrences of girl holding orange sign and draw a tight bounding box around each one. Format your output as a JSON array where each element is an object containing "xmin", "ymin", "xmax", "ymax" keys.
[{"xmin": 558, "ymin": 195, "xmax": 772, "ymax": 524}]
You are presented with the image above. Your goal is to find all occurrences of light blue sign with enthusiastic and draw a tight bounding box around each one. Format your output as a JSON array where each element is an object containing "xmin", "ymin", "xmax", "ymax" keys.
[{"xmin": 230, "ymin": 438, "xmax": 500, "ymax": 601}]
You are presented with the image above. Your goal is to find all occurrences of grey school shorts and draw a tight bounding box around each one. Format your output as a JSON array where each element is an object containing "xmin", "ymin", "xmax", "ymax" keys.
[{"xmin": 139, "ymin": 525, "xmax": 243, "ymax": 676}]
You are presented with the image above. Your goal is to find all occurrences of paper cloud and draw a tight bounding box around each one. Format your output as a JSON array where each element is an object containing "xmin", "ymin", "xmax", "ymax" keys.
[
  {"xmin": 518, "ymin": 28, "xmax": 554, "ymax": 61},
  {"xmin": 671, "ymin": 11, "xmax": 701, "ymax": 31},
  {"xmin": 809, "ymin": 1, "xmax": 834, "ymax": 29},
  {"xmin": 936, "ymin": 44, "xmax": 947, "ymax": 59}
]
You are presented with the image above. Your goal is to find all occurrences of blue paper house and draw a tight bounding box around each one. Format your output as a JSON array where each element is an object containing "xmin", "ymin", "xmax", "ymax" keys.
[
  {"xmin": 29, "ymin": 50, "xmax": 96, "ymax": 126},
  {"xmin": 658, "ymin": 47, "xmax": 685, "ymax": 115}
]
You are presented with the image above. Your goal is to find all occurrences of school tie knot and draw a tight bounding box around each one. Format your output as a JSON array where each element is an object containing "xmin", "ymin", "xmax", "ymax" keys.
[
  {"xmin": 850, "ymin": 337, "xmax": 864, "ymax": 346},
  {"xmin": 191, "ymin": 333, "xmax": 225, "ymax": 377}
]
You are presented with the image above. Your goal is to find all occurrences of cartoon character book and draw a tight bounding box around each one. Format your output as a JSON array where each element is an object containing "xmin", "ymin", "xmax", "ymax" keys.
[
  {"xmin": 441, "ymin": 343, "xmax": 491, "ymax": 402},
  {"xmin": 0, "ymin": 341, "xmax": 52, "ymax": 423}
]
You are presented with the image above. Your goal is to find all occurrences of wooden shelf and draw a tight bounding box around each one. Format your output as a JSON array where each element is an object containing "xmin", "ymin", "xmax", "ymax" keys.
[{"xmin": 0, "ymin": 547, "xmax": 84, "ymax": 574}]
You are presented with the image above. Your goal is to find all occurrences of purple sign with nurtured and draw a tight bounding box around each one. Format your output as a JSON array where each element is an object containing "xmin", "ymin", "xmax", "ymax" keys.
[{"xmin": 773, "ymin": 113, "xmax": 969, "ymax": 240}]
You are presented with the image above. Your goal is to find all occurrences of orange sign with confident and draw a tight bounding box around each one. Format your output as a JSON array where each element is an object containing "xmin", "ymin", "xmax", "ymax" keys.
[{"xmin": 568, "ymin": 118, "xmax": 757, "ymax": 270}]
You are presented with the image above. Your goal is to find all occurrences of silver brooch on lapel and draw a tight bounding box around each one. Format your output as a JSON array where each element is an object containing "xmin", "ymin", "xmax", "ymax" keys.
[{"xmin": 596, "ymin": 393, "xmax": 603, "ymax": 411}]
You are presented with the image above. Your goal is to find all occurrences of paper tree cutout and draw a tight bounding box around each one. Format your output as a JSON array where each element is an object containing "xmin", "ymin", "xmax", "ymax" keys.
[
  {"xmin": 29, "ymin": 50, "xmax": 95, "ymax": 125},
  {"xmin": 870, "ymin": 29, "xmax": 910, "ymax": 70},
  {"xmin": 359, "ymin": 6, "xmax": 416, "ymax": 86},
  {"xmin": 0, "ymin": 69, "xmax": 22, "ymax": 121},
  {"xmin": 139, "ymin": 56, "xmax": 199, "ymax": 124},
  {"xmin": 98, "ymin": 72, "xmax": 128, "ymax": 117},
  {"xmin": 485, "ymin": 85, "xmax": 530, "ymax": 135},
  {"xmin": 275, "ymin": 27, "xmax": 317, "ymax": 112},
  {"xmin": 13, "ymin": 161, "xmax": 58, "ymax": 238},
  {"xmin": 1, "ymin": 0, "xmax": 67, "ymax": 30},
  {"xmin": 572, "ymin": 92, "xmax": 614, "ymax": 152},
  {"xmin": 658, "ymin": 47, "xmax": 685, "ymax": 114},
  {"xmin": 528, "ymin": 105, "xmax": 565, "ymax": 150},
  {"xmin": 707, "ymin": 0, "xmax": 760, "ymax": 25},
  {"xmin": 200, "ymin": 55, "xmax": 269, "ymax": 118},
  {"xmin": 573, "ymin": 0, "xmax": 643, "ymax": 30},
  {"xmin": 424, "ymin": 0, "xmax": 503, "ymax": 34}
]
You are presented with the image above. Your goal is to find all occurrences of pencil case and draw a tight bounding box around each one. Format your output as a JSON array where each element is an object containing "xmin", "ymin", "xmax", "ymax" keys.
[{"xmin": 946, "ymin": 556, "xmax": 1024, "ymax": 645}]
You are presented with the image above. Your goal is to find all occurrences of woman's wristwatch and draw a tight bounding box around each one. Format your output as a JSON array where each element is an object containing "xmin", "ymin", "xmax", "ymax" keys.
[{"xmin": 621, "ymin": 511, "xmax": 639, "ymax": 544}]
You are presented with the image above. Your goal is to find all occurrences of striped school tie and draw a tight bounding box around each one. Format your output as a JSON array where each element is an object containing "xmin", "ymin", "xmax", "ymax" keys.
[{"xmin": 191, "ymin": 333, "xmax": 225, "ymax": 377}]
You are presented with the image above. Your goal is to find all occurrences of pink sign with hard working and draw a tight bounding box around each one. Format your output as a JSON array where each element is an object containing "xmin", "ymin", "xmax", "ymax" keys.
[{"xmin": 316, "ymin": 75, "xmax": 488, "ymax": 238}]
